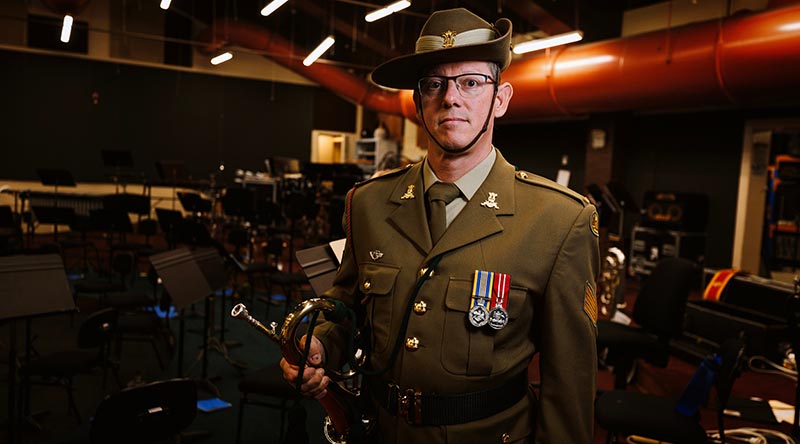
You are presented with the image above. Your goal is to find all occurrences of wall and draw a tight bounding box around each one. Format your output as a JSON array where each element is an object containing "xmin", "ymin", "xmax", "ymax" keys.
[
  {"xmin": 0, "ymin": 49, "xmax": 354, "ymax": 185},
  {"xmin": 494, "ymin": 112, "xmax": 745, "ymax": 269}
]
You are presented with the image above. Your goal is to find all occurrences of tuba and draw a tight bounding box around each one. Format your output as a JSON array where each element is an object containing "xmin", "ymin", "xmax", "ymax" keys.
[
  {"xmin": 231, "ymin": 299, "xmax": 373, "ymax": 444},
  {"xmin": 598, "ymin": 247, "xmax": 626, "ymax": 317}
]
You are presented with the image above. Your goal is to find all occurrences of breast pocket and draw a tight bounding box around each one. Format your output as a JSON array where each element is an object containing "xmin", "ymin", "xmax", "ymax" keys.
[
  {"xmin": 359, "ymin": 263, "xmax": 400, "ymax": 353},
  {"xmin": 442, "ymin": 278, "xmax": 530, "ymax": 376}
]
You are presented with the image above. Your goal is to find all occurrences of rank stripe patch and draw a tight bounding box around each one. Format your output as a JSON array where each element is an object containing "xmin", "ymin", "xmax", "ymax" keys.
[{"xmin": 584, "ymin": 281, "xmax": 597, "ymax": 326}]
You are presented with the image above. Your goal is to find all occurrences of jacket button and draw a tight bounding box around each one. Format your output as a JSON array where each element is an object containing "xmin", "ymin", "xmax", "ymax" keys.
[
  {"xmin": 413, "ymin": 300, "xmax": 427, "ymax": 314},
  {"xmin": 362, "ymin": 280, "xmax": 371, "ymax": 291},
  {"xmin": 419, "ymin": 267, "xmax": 434, "ymax": 278},
  {"xmin": 501, "ymin": 433, "xmax": 511, "ymax": 443},
  {"xmin": 405, "ymin": 337, "xmax": 419, "ymax": 351}
]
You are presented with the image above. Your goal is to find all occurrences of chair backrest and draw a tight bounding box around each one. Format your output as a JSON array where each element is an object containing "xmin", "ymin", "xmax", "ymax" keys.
[
  {"xmin": 633, "ymin": 257, "xmax": 698, "ymax": 338},
  {"xmin": 90, "ymin": 378, "xmax": 197, "ymax": 444},
  {"xmin": 78, "ymin": 308, "xmax": 119, "ymax": 349},
  {"xmin": 715, "ymin": 337, "xmax": 746, "ymax": 408}
]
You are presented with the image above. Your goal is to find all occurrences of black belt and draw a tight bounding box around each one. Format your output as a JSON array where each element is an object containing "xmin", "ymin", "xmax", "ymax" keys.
[{"xmin": 372, "ymin": 372, "xmax": 529, "ymax": 426}]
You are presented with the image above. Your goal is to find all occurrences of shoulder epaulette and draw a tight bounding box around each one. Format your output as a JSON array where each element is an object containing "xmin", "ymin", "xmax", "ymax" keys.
[
  {"xmin": 354, "ymin": 164, "xmax": 413, "ymax": 188},
  {"xmin": 514, "ymin": 170, "xmax": 590, "ymax": 206}
]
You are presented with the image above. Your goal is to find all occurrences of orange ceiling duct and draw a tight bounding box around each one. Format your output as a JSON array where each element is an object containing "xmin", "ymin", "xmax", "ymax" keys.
[{"xmin": 204, "ymin": 5, "xmax": 800, "ymax": 122}]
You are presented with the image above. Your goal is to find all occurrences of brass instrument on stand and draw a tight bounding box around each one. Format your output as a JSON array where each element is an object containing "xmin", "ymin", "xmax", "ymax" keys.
[
  {"xmin": 231, "ymin": 299, "xmax": 372, "ymax": 444},
  {"xmin": 599, "ymin": 247, "xmax": 626, "ymax": 317}
]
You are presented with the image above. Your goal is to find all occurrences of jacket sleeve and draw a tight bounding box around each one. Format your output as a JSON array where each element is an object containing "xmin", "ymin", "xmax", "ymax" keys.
[{"xmin": 535, "ymin": 204, "xmax": 600, "ymax": 444}]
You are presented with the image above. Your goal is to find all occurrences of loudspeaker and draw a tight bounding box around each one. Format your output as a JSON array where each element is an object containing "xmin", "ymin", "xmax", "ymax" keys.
[{"xmin": 641, "ymin": 191, "xmax": 709, "ymax": 232}]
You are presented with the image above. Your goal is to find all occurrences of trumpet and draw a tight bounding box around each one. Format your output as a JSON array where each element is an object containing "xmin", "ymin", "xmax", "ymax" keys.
[{"xmin": 231, "ymin": 299, "xmax": 373, "ymax": 444}]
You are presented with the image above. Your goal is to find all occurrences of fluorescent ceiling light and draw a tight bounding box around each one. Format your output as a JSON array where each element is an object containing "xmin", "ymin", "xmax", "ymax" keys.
[
  {"xmin": 779, "ymin": 22, "xmax": 800, "ymax": 32},
  {"xmin": 211, "ymin": 51, "xmax": 233, "ymax": 65},
  {"xmin": 60, "ymin": 15, "xmax": 73, "ymax": 43},
  {"xmin": 261, "ymin": 0, "xmax": 289, "ymax": 17},
  {"xmin": 555, "ymin": 55, "xmax": 615, "ymax": 70},
  {"xmin": 303, "ymin": 36, "xmax": 335, "ymax": 66},
  {"xmin": 160, "ymin": 0, "xmax": 172, "ymax": 10},
  {"xmin": 513, "ymin": 30, "xmax": 583, "ymax": 54},
  {"xmin": 365, "ymin": 0, "xmax": 411, "ymax": 23}
]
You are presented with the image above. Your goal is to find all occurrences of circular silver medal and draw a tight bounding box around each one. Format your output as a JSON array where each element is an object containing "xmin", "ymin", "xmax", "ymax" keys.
[
  {"xmin": 488, "ymin": 307, "xmax": 509, "ymax": 330},
  {"xmin": 468, "ymin": 305, "xmax": 489, "ymax": 327}
]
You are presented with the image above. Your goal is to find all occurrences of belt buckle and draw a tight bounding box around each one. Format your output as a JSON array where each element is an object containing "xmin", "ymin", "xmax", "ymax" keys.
[{"xmin": 397, "ymin": 388, "xmax": 422, "ymax": 425}]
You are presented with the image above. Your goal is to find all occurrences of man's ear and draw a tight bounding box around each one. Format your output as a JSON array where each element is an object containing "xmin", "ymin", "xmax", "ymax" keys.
[{"xmin": 493, "ymin": 82, "xmax": 513, "ymax": 118}]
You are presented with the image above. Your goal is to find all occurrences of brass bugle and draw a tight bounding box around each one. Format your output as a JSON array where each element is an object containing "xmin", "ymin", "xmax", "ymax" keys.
[{"xmin": 230, "ymin": 299, "xmax": 373, "ymax": 443}]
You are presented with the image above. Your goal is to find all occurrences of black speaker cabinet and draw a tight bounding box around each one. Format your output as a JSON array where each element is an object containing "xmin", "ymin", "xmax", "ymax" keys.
[{"xmin": 641, "ymin": 191, "xmax": 709, "ymax": 232}]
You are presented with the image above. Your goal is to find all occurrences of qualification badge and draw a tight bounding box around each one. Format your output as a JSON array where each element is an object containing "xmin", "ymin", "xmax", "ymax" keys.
[
  {"xmin": 488, "ymin": 273, "xmax": 510, "ymax": 330},
  {"xmin": 469, "ymin": 270, "xmax": 492, "ymax": 327}
]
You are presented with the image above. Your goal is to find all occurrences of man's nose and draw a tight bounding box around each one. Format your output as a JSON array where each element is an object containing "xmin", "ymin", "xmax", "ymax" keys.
[{"xmin": 442, "ymin": 79, "xmax": 462, "ymax": 105}]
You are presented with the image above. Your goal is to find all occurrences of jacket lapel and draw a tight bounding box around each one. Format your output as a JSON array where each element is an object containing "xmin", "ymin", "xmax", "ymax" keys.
[
  {"xmin": 387, "ymin": 163, "xmax": 432, "ymax": 254},
  {"xmin": 428, "ymin": 153, "xmax": 517, "ymax": 259}
]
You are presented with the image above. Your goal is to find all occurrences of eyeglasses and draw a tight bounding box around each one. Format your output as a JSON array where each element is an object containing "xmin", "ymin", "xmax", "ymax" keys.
[{"xmin": 417, "ymin": 73, "xmax": 495, "ymax": 99}]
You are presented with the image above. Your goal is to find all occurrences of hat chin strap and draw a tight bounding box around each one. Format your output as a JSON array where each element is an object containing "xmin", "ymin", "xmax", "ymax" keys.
[{"xmin": 419, "ymin": 84, "xmax": 498, "ymax": 155}]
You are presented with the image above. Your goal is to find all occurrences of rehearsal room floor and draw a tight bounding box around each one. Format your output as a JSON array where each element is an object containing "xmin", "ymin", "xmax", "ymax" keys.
[{"xmin": 1, "ymin": 235, "xmax": 798, "ymax": 444}]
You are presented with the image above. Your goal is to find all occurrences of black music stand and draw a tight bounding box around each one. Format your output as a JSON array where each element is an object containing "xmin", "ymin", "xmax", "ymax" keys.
[
  {"xmin": 155, "ymin": 161, "xmax": 189, "ymax": 210},
  {"xmin": 148, "ymin": 248, "xmax": 220, "ymax": 398},
  {"xmin": 296, "ymin": 242, "xmax": 341, "ymax": 297},
  {"xmin": 0, "ymin": 254, "xmax": 76, "ymax": 444},
  {"xmin": 34, "ymin": 169, "xmax": 77, "ymax": 241},
  {"xmin": 177, "ymin": 192, "xmax": 212, "ymax": 215},
  {"xmin": 191, "ymin": 248, "xmax": 247, "ymax": 369},
  {"xmin": 102, "ymin": 150, "xmax": 134, "ymax": 193}
]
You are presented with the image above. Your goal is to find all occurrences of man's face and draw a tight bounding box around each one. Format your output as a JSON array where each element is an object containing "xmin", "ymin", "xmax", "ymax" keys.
[{"xmin": 417, "ymin": 61, "xmax": 498, "ymax": 154}]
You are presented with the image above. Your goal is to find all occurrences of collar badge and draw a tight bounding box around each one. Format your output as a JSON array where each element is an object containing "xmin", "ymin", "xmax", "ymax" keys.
[
  {"xmin": 369, "ymin": 250, "xmax": 384, "ymax": 261},
  {"xmin": 480, "ymin": 192, "xmax": 500, "ymax": 210},
  {"xmin": 401, "ymin": 184, "xmax": 415, "ymax": 200}
]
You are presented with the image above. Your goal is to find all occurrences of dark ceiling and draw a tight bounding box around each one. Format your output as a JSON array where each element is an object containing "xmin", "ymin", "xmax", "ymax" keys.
[{"xmin": 168, "ymin": 0, "xmax": 665, "ymax": 74}]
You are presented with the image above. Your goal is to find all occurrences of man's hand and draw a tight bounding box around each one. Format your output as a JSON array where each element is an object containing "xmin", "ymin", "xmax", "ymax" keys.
[{"xmin": 279, "ymin": 335, "xmax": 330, "ymax": 399}]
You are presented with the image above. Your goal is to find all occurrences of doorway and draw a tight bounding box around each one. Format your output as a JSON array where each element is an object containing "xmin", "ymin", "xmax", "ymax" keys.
[{"xmin": 310, "ymin": 130, "xmax": 356, "ymax": 164}]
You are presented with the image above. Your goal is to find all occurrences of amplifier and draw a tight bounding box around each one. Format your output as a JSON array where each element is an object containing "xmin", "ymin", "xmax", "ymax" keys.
[
  {"xmin": 630, "ymin": 226, "xmax": 705, "ymax": 276},
  {"xmin": 641, "ymin": 191, "xmax": 709, "ymax": 232}
]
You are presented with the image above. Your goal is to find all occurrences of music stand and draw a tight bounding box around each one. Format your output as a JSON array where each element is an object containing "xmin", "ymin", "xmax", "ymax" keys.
[
  {"xmin": 34, "ymin": 169, "xmax": 77, "ymax": 241},
  {"xmin": 102, "ymin": 150, "xmax": 134, "ymax": 193},
  {"xmin": 295, "ymin": 242, "xmax": 341, "ymax": 297},
  {"xmin": 191, "ymin": 248, "xmax": 246, "ymax": 369},
  {"xmin": 155, "ymin": 161, "xmax": 189, "ymax": 210},
  {"xmin": 177, "ymin": 192, "xmax": 212, "ymax": 215},
  {"xmin": 149, "ymin": 248, "xmax": 221, "ymax": 405},
  {"xmin": 0, "ymin": 254, "xmax": 76, "ymax": 444}
]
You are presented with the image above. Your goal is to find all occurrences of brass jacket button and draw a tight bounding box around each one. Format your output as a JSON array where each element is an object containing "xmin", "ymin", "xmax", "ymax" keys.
[
  {"xmin": 362, "ymin": 279, "xmax": 371, "ymax": 291},
  {"xmin": 413, "ymin": 300, "xmax": 427, "ymax": 314},
  {"xmin": 501, "ymin": 433, "xmax": 511, "ymax": 443},
  {"xmin": 405, "ymin": 337, "xmax": 419, "ymax": 351}
]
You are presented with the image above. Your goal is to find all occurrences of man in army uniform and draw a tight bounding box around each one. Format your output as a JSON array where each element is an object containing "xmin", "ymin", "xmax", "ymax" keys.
[{"xmin": 281, "ymin": 7, "xmax": 599, "ymax": 444}]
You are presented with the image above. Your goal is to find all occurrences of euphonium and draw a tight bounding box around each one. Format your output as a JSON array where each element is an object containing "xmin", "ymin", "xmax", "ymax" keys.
[
  {"xmin": 231, "ymin": 299, "xmax": 373, "ymax": 444},
  {"xmin": 599, "ymin": 247, "xmax": 626, "ymax": 317}
]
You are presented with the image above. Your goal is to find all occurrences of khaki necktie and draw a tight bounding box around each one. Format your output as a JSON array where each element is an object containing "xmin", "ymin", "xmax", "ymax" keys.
[{"xmin": 427, "ymin": 182, "xmax": 461, "ymax": 244}]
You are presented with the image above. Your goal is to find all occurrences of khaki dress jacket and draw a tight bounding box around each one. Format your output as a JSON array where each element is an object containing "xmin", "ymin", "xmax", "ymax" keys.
[{"xmin": 317, "ymin": 151, "xmax": 599, "ymax": 444}]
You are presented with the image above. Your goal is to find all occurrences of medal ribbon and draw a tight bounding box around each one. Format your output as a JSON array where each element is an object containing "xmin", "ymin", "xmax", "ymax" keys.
[
  {"xmin": 491, "ymin": 273, "xmax": 510, "ymax": 311},
  {"xmin": 471, "ymin": 270, "xmax": 493, "ymax": 310}
]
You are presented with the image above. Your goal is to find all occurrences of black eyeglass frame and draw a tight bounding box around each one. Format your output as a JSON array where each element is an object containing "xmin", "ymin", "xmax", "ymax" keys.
[{"xmin": 416, "ymin": 73, "xmax": 496, "ymax": 99}]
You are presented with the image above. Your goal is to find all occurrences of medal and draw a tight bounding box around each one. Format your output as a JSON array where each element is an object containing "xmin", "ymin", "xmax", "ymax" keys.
[
  {"xmin": 488, "ymin": 273, "xmax": 511, "ymax": 330},
  {"xmin": 470, "ymin": 270, "xmax": 493, "ymax": 328},
  {"xmin": 469, "ymin": 305, "xmax": 489, "ymax": 327}
]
